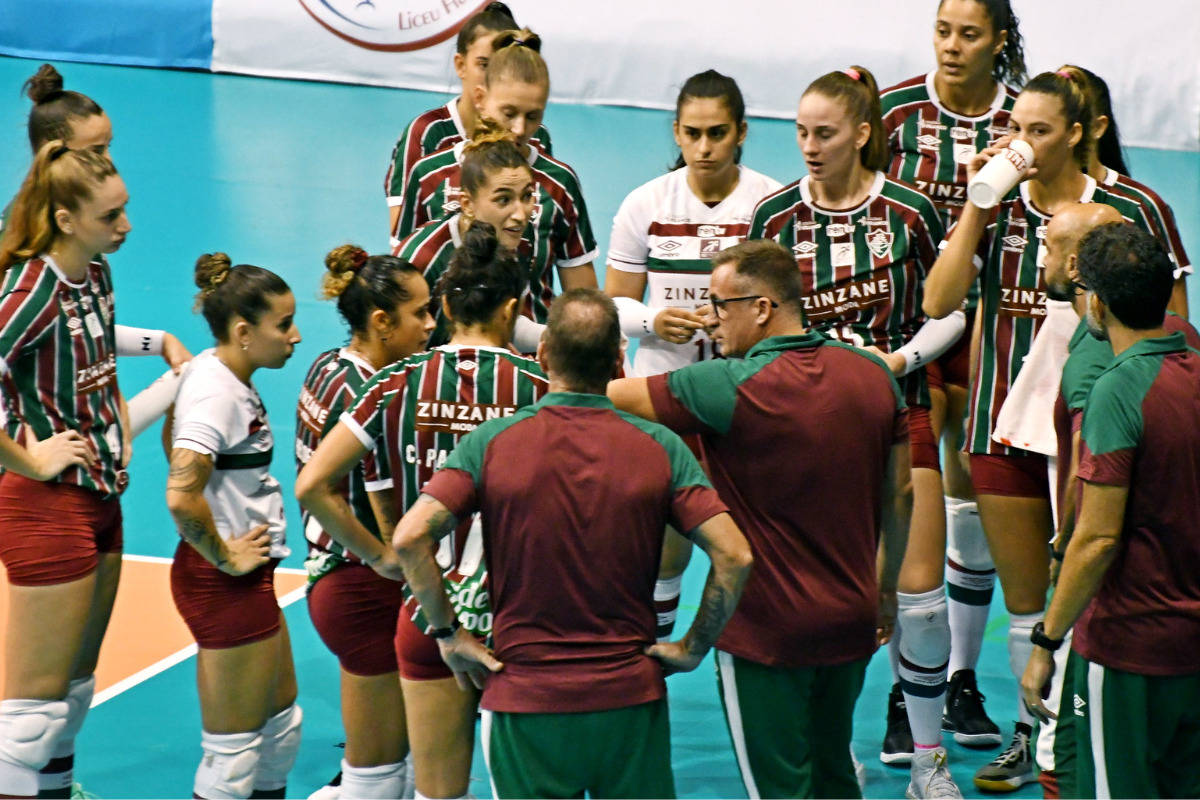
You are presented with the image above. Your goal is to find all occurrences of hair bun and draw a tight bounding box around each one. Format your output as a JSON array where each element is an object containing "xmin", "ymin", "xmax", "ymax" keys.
[
  {"xmin": 25, "ymin": 64, "xmax": 65, "ymax": 105},
  {"xmin": 484, "ymin": 1, "xmax": 514, "ymax": 15},
  {"xmin": 194, "ymin": 252, "xmax": 233, "ymax": 292},
  {"xmin": 462, "ymin": 220, "xmax": 501, "ymax": 264},
  {"xmin": 322, "ymin": 244, "xmax": 369, "ymax": 299},
  {"xmin": 493, "ymin": 28, "xmax": 541, "ymax": 53}
]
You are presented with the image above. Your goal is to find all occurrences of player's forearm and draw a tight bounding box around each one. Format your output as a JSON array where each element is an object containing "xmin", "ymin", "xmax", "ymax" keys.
[
  {"xmin": 924, "ymin": 205, "xmax": 987, "ymax": 319},
  {"xmin": 167, "ymin": 492, "xmax": 231, "ymax": 570},
  {"xmin": 393, "ymin": 495, "xmax": 461, "ymax": 629},
  {"xmin": 681, "ymin": 551, "xmax": 750, "ymax": 658},
  {"xmin": 300, "ymin": 480, "xmax": 389, "ymax": 564}
]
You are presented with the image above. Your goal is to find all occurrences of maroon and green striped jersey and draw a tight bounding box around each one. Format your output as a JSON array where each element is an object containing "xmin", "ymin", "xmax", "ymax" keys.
[
  {"xmin": 384, "ymin": 99, "xmax": 552, "ymax": 219},
  {"xmin": 392, "ymin": 215, "xmax": 461, "ymax": 347},
  {"xmin": 343, "ymin": 345, "xmax": 548, "ymax": 619},
  {"xmin": 422, "ymin": 391, "xmax": 726, "ymax": 713},
  {"xmin": 647, "ymin": 333, "xmax": 907, "ymax": 668},
  {"xmin": 1102, "ymin": 168, "xmax": 1192, "ymax": 277},
  {"xmin": 1075, "ymin": 332, "xmax": 1200, "ymax": 676},
  {"xmin": 881, "ymin": 73, "xmax": 1018, "ymax": 227},
  {"xmin": 0, "ymin": 256, "xmax": 126, "ymax": 496},
  {"xmin": 956, "ymin": 178, "xmax": 1161, "ymax": 455},
  {"xmin": 748, "ymin": 172, "xmax": 943, "ymax": 406},
  {"xmin": 295, "ymin": 347, "xmax": 382, "ymax": 582},
  {"xmin": 394, "ymin": 142, "xmax": 597, "ymax": 323}
]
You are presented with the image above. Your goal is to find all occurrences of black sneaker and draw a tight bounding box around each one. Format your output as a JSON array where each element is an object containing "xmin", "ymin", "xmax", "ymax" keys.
[
  {"xmin": 973, "ymin": 722, "xmax": 1036, "ymax": 792},
  {"xmin": 881, "ymin": 683, "xmax": 914, "ymax": 766},
  {"xmin": 942, "ymin": 669, "xmax": 1003, "ymax": 747}
]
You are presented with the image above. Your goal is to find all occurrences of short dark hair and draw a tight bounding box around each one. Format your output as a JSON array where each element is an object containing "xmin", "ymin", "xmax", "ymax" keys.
[
  {"xmin": 543, "ymin": 289, "xmax": 621, "ymax": 393},
  {"xmin": 712, "ymin": 240, "xmax": 803, "ymax": 313},
  {"xmin": 1076, "ymin": 223, "xmax": 1173, "ymax": 330}
]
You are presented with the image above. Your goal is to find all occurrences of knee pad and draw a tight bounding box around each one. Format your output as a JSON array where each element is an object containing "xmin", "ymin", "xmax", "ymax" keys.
[
  {"xmin": 946, "ymin": 500, "xmax": 993, "ymax": 571},
  {"xmin": 195, "ymin": 729, "xmax": 261, "ymax": 800},
  {"xmin": 55, "ymin": 675, "xmax": 96, "ymax": 751},
  {"xmin": 897, "ymin": 588, "xmax": 951, "ymax": 667},
  {"xmin": 339, "ymin": 758, "xmax": 406, "ymax": 799},
  {"xmin": 0, "ymin": 699, "xmax": 71, "ymax": 773},
  {"xmin": 255, "ymin": 704, "xmax": 302, "ymax": 790}
]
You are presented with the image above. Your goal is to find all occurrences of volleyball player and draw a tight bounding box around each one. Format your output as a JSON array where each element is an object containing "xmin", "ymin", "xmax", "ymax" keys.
[
  {"xmin": 605, "ymin": 69, "xmax": 779, "ymax": 642},
  {"xmin": 384, "ymin": 2, "xmax": 551, "ymax": 247},
  {"xmin": 0, "ymin": 144, "xmax": 130, "ymax": 799},
  {"xmin": 295, "ymin": 246, "xmax": 435, "ymax": 798},
  {"xmin": 393, "ymin": 30, "xmax": 598, "ymax": 333},
  {"xmin": 924, "ymin": 70, "xmax": 1169, "ymax": 793},
  {"xmin": 1060, "ymin": 64, "xmax": 1191, "ymax": 316},
  {"xmin": 879, "ymin": 2, "xmax": 1027, "ymax": 757},
  {"xmin": 166, "ymin": 254, "xmax": 302, "ymax": 800},
  {"xmin": 750, "ymin": 66, "xmax": 966, "ymax": 800},
  {"xmin": 298, "ymin": 222, "xmax": 548, "ymax": 800},
  {"xmin": 393, "ymin": 124, "xmax": 538, "ymax": 349}
]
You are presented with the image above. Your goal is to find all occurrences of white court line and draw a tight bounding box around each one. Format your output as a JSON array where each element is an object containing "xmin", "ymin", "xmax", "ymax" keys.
[{"xmin": 90, "ymin": 561, "xmax": 309, "ymax": 708}]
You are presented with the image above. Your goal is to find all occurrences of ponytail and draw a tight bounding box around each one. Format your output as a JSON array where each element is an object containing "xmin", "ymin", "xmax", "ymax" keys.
[{"xmin": 803, "ymin": 66, "xmax": 888, "ymax": 172}]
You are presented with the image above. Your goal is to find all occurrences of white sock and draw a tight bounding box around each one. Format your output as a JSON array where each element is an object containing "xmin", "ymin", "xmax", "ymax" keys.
[
  {"xmin": 654, "ymin": 575, "xmax": 683, "ymax": 642},
  {"xmin": 946, "ymin": 499, "xmax": 995, "ymax": 675},
  {"xmin": 889, "ymin": 629, "xmax": 902, "ymax": 685},
  {"xmin": 1008, "ymin": 612, "xmax": 1042, "ymax": 729},
  {"xmin": 339, "ymin": 759, "xmax": 405, "ymax": 800},
  {"xmin": 898, "ymin": 588, "xmax": 951, "ymax": 749}
]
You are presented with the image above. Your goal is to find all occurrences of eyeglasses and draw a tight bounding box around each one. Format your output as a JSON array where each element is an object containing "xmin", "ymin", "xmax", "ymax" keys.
[{"xmin": 710, "ymin": 295, "xmax": 779, "ymax": 319}]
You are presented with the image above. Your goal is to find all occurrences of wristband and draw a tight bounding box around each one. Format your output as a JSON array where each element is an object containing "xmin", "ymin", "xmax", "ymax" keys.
[
  {"xmin": 612, "ymin": 296, "xmax": 662, "ymax": 339},
  {"xmin": 115, "ymin": 325, "xmax": 165, "ymax": 357},
  {"xmin": 1030, "ymin": 621, "xmax": 1064, "ymax": 651},
  {"xmin": 430, "ymin": 617, "xmax": 462, "ymax": 640}
]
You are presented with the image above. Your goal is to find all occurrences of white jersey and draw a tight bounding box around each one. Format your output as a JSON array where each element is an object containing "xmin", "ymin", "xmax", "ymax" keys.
[
  {"xmin": 173, "ymin": 349, "xmax": 288, "ymax": 558},
  {"xmin": 608, "ymin": 165, "xmax": 781, "ymax": 375}
]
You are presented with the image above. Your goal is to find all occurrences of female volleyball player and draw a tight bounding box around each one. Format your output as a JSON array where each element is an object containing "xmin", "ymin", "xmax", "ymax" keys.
[
  {"xmin": 298, "ymin": 222, "xmax": 548, "ymax": 800},
  {"xmin": 166, "ymin": 254, "xmax": 302, "ymax": 800}
]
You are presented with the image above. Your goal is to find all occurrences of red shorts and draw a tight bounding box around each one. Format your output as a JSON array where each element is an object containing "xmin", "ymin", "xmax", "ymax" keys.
[
  {"xmin": 170, "ymin": 540, "xmax": 281, "ymax": 649},
  {"xmin": 935, "ymin": 308, "xmax": 974, "ymax": 388},
  {"xmin": 909, "ymin": 405, "xmax": 940, "ymax": 473},
  {"xmin": 0, "ymin": 473, "xmax": 122, "ymax": 586},
  {"xmin": 925, "ymin": 360, "xmax": 944, "ymax": 394},
  {"xmin": 308, "ymin": 563, "xmax": 404, "ymax": 677},
  {"xmin": 969, "ymin": 453, "xmax": 1050, "ymax": 499},
  {"xmin": 395, "ymin": 605, "xmax": 454, "ymax": 681}
]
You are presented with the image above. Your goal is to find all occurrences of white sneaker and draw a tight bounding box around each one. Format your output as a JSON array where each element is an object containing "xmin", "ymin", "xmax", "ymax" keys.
[{"xmin": 906, "ymin": 746, "xmax": 962, "ymax": 799}]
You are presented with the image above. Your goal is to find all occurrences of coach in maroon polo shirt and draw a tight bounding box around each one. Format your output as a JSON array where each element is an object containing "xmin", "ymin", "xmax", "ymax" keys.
[{"xmin": 392, "ymin": 289, "xmax": 752, "ymax": 799}]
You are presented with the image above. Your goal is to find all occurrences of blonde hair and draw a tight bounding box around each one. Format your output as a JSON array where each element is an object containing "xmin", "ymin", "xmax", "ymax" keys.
[
  {"xmin": 802, "ymin": 66, "xmax": 889, "ymax": 173},
  {"xmin": 484, "ymin": 28, "xmax": 548, "ymax": 90},
  {"xmin": 461, "ymin": 119, "xmax": 530, "ymax": 196},
  {"xmin": 322, "ymin": 244, "xmax": 368, "ymax": 300},
  {"xmin": 0, "ymin": 141, "xmax": 118, "ymax": 272}
]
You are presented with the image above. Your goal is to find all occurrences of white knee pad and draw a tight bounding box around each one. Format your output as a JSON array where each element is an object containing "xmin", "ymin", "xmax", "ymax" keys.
[
  {"xmin": 195, "ymin": 729, "xmax": 261, "ymax": 800},
  {"xmin": 339, "ymin": 758, "xmax": 406, "ymax": 799},
  {"xmin": 0, "ymin": 699, "xmax": 70, "ymax": 774},
  {"xmin": 897, "ymin": 588, "xmax": 951, "ymax": 667},
  {"xmin": 946, "ymin": 499, "xmax": 993, "ymax": 571},
  {"xmin": 255, "ymin": 703, "xmax": 302, "ymax": 790},
  {"xmin": 54, "ymin": 675, "xmax": 96, "ymax": 752}
]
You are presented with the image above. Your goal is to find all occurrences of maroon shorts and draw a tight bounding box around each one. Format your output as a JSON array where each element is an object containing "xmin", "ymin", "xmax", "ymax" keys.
[
  {"xmin": 0, "ymin": 473, "xmax": 123, "ymax": 586},
  {"xmin": 925, "ymin": 360, "xmax": 944, "ymax": 394},
  {"xmin": 909, "ymin": 405, "xmax": 940, "ymax": 473},
  {"xmin": 395, "ymin": 605, "xmax": 454, "ymax": 681},
  {"xmin": 935, "ymin": 308, "xmax": 974, "ymax": 388},
  {"xmin": 170, "ymin": 540, "xmax": 281, "ymax": 649},
  {"xmin": 969, "ymin": 453, "xmax": 1050, "ymax": 499},
  {"xmin": 308, "ymin": 563, "xmax": 404, "ymax": 677}
]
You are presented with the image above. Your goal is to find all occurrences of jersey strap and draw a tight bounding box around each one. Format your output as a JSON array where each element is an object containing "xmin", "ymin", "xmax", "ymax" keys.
[{"xmin": 215, "ymin": 449, "xmax": 274, "ymax": 470}]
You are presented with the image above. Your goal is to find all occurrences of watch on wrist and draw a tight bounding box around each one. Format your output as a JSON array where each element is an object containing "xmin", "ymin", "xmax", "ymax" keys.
[
  {"xmin": 429, "ymin": 617, "xmax": 462, "ymax": 640},
  {"xmin": 1030, "ymin": 621, "xmax": 1064, "ymax": 651}
]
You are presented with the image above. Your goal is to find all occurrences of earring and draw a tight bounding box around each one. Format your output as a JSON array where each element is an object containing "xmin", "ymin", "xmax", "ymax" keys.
[{"xmin": 241, "ymin": 342, "xmax": 248, "ymax": 351}]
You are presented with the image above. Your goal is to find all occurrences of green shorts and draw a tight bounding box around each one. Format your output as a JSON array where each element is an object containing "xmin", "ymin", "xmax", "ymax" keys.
[
  {"xmin": 716, "ymin": 650, "xmax": 868, "ymax": 799},
  {"xmin": 1054, "ymin": 648, "xmax": 1200, "ymax": 799},
  {"xmin": 482, "ymin": 698, "xmax": 674, "ymax": 799}
]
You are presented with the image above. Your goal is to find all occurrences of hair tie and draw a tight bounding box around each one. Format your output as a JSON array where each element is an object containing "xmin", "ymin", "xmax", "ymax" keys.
[
  {"xmin": 350, "ymin": 248, "xmax": 368, "ymax": 269},
  {"xmin": 843, "ymin": 68, "xmax": 861, "ymax": 82},
  {"xmin": 450, "ymin": 284, "xmax": 490, "ymax": 294},
  {"xmin": 1057, "ymin": 69, "xmax": 1073, "ymax": 81}
]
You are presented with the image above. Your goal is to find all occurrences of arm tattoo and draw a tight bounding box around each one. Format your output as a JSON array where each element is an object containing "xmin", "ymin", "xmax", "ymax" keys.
[
  {"xmin": 167, "ymin": 449, "xmax": 212, "ymax": 494},
  {"xmin": 687, "ymin": 575, "xmax": 737, "ymax": 656}
]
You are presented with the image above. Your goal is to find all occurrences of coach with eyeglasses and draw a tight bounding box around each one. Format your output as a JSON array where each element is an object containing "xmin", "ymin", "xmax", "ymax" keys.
[{"xmin": 609, "ymin": 239, "xmax": 911, "ymax": 799}]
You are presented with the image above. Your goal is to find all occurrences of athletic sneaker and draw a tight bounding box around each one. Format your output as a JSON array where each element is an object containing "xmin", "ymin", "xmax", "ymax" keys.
[
  {"xmin": 306, "ymin": 772, "xmax": 341, "ymax": 800},
  {"xmin": 881, "ymin": 683, "xmax": 914, "ymax": 765},
  {"xmin": 907, "ymin": 747, "xmax": 962, "ymax": 799},
  {"xmin": 942, "ymin": 669, "xmax": 1003, "ymax": 747},
  {"xmin": 973, "ymin": 722, "xmax": 1036, "ymax": 792}
]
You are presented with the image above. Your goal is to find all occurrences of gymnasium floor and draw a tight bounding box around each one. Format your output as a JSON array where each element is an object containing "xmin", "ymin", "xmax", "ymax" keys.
[{"xmin": 0, "ymin": 54, "xmax": 1197, "ymax": 798}]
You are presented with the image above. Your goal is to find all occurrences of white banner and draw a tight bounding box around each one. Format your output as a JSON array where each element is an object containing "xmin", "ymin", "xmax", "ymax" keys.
[{"xmin": 212, "ymin": 0, "xmax": 1200, "ymax": 151}]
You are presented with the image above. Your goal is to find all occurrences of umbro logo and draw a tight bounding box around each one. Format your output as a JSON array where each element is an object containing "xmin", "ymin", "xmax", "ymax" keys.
[
  {"xmin": 792, "ymin": 241, "xmax": 818, "ymax": 258},
  {"xmin": 1002, "ymin": 235, "xmax": 1026, "ymax": 247},
  {"xmin": 1073, "ymin": 693, "xmax": 1086, "ymax": 716},
  {"xmin": 917, "ymin": 134, "xmax": 940, "ymax": 149},
  {"xmin": 658, "ymin": 240, "xmax": 682, "ymax": 252}
]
